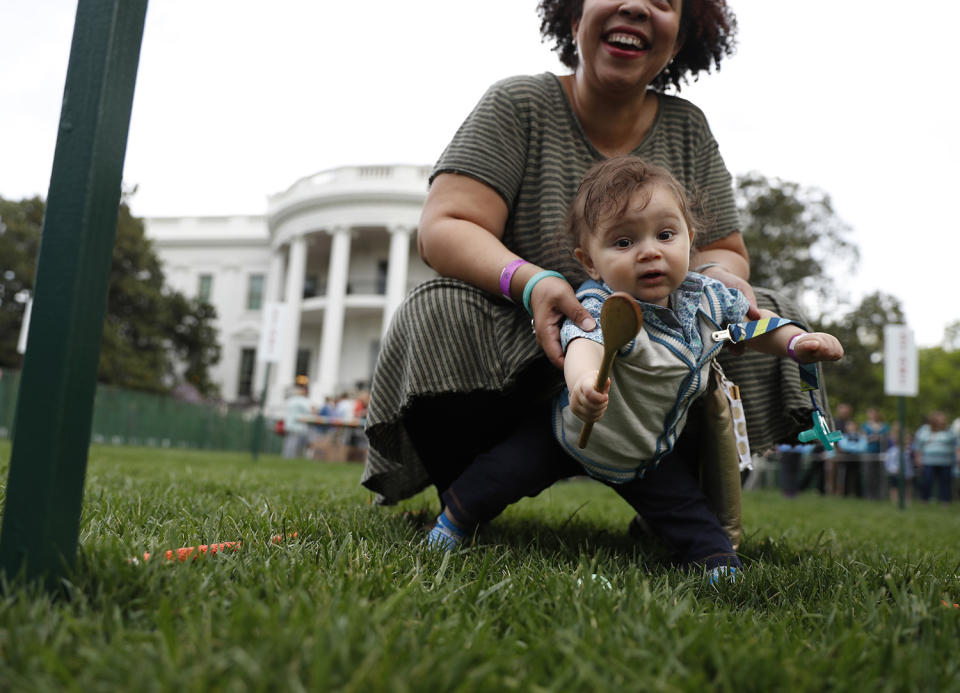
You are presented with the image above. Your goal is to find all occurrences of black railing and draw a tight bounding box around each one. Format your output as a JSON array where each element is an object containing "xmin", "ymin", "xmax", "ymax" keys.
[{"xmin": 303, "ymin": 277, "xmax": 423, "ymax": 299}]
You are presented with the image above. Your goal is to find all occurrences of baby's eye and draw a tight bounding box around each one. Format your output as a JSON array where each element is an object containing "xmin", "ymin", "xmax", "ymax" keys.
[
  {"xmin": 613, "ymin": 238, "xmax": 633, "ymax": 249},
  {"xmin": 656, "ymin": 229, "xmax": 677, "ymax": 242}
]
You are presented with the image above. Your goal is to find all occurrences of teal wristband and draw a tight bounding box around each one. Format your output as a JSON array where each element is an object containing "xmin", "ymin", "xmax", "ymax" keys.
[{"xmin": 522, "ymin": 270, "xmax": 565, "ymax": 316}]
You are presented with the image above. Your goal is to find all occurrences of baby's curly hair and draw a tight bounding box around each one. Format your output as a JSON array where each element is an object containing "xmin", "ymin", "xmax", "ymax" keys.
[
  {"xmin": 537, "ymin": 0, "xmax": 737, "ymax": 91},
  {"xmin": 566, "ymin": 156, "xmax": 702, "ymax": 251}
]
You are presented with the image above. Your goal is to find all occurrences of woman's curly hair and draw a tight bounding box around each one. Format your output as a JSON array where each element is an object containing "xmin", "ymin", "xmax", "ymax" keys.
[{"xmin": 537, "ymin": 0, "xmax": 737, "ymax": 92}]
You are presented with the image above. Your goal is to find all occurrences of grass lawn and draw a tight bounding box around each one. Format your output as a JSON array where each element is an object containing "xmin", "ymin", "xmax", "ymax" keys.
[{"xmin": 1, "ymin": 441, "xmax": 958, "ymax": 691}]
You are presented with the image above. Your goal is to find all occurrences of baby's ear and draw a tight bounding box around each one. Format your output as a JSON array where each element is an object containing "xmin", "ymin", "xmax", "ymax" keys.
[{"xmin": 574, "ymin": 247, "xmax": 602, "ymax": 280}]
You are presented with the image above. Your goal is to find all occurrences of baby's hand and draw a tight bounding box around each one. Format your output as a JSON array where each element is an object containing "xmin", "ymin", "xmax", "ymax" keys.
[
  {"xmin": 792, "ymin": 332, "xmax": 844, "ymax": 363},
  {"xmin": 570, "ymin": 371, "xmax": 609, "ymax": 423}
]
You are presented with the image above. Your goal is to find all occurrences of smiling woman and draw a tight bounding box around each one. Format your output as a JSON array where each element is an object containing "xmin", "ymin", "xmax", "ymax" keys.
[{"xmin": 538, "ymin": 0, "xmax": 737, "ymax": 92}]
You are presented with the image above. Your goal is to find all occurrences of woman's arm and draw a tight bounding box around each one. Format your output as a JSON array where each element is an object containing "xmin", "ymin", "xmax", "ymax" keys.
[
  {"xmin": 418, "ymin": 173, "xmax": 595, "ymax": 367},
  {"xmin": 418, "ymin": 173, "xmax": 512, "ymax": 288},
  {"xmin": 691, "ymin": 231, "xmax": 759, "ymax": 318}
]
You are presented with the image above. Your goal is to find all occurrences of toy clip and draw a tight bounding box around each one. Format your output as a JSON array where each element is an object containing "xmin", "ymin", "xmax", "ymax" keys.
[
  {"xmin": 797, "ymin": 409, "xmax": 842, "ymax": 450},
  {"xmin": 712, "ymin": 328, "xmax": 732, "ymax": 343}
]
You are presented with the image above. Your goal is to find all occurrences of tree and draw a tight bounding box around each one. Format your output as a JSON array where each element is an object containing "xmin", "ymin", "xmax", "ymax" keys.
[
  {"xmin": 916, "ymin": 347, "xmax": 960, "ymax": 427},
  {"xmin": 818, "ymin": 291, "xmax": 905, "ymax": 421},
  {"xmin": 167, "ymin": 292, "xmax": 221, "ymax": 397},
  {"xmin": 0, "ymin": 196, "xmax": 221, "ymax": 398},
  {"xmin": 736, "ymin": 173, "xmax": 859, "ymax": 316},
  {"xmin": 942, "ymin": 320, "xmax": 960, "ymax": 351}
]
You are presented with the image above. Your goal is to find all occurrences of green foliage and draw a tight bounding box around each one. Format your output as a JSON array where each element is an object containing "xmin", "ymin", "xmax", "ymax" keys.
[
  {"xmin": 0, "ymin": 443, "xmax": 958, "ymax": 690},
  {"xmin": 166, "ymin": 292, "xmax": 221, "ymax": 398},
  {"xmin": 736, "ymin": 173, "xmax": 859, "ymax": 312},
  {"xmin": 0, "ymin": 196, "xmax": 220, "ymax": 397},
  {"xmin": 943, "ymin": 320, "xmax": 960, "ymax": 351},
  {"xmin": 916, "ymin": 346, "xmax": 960, "ymax": 422},
  {"xmin": 820, "ymin": 291, "xmax": 904, "ymax": 419}
]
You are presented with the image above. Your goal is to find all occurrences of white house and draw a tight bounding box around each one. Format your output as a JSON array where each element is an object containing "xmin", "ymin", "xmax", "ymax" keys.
[{"xmin": 145, "ymin": 164, "xmax": 437, "ymax": 411}]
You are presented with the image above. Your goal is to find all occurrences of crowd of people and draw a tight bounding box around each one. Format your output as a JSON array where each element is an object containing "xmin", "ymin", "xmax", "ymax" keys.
[
  {"xmin": 280, "ymin": 382, "xmax": 370, "ymax": 461},
  {"xmin": 770, "ymin": 403, "xmax": 960, "ymax": 504}
]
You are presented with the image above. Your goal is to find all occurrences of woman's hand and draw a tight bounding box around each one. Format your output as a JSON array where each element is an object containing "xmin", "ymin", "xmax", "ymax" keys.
[
  {"xmin": 569, "ymin": 371, "xmax": 609, "ymax": 423},
  {"xmin": 529, "ymin": 275, "xmax": 596, "ymax": 368},
  {"xmin": 701, "ymin": 265, "xmax": 759, "ymax": 320}
]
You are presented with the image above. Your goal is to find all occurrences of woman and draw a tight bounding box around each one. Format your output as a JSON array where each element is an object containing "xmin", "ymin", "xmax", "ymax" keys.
[{"xmin": 363, "ymin": 0, "xmax": 825, "ymax": 507}]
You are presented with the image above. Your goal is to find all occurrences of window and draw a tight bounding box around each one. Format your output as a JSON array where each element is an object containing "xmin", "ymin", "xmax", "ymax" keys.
[
  {"xmin": 237, "ymin": 347, "xmax": 256, "ymax": 399},
  {"xmin": 303, "ymin": 275, "xmax": 319, "ymax": 299},
  {"xmin": 376, "ymin": 260, "xmax": 388, "ymax": 295},
  {"xmin": 197, "ymin": 273, "xmax": 213, "ymax": 303},
  {"xmin": 246, "ymin": 274, "xmax": 264, "ymax": 310},
  {"xmin": 296, "ymin": 348, "xmax": 311, "ymax": 380}
]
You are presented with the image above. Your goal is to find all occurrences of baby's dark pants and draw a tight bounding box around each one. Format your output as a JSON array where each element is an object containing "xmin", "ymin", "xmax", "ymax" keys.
[{"xmin": 434, "ymin": 404, "xmax": 740, "ymax": 571}]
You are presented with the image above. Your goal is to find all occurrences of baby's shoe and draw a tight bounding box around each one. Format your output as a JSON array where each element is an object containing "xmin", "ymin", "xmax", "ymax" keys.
[
  {"xmin": 708, "ymin": 565, "xmax": 738, "ymax": 585},
  {"xmin": 425, "ymin": 511, "xmax": 467, "ymax": 551}
]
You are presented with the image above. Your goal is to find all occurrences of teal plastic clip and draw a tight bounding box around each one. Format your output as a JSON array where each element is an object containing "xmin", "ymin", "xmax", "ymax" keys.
[{"xmin": 797, "ymin": 409, "xmax": 843, "ymax": 450}]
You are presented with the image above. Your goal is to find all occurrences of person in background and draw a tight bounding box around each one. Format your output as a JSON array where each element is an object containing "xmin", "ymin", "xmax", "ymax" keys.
[
  {"xmin": 915, "ymin": 411, "xmax": 959, "ymax": 503},
  {"xmin": 829, "ymin": 403, "xmax": 866, "ymax": 496},
  {"xmin": 282, "ymin": 383, "xmax": 314, "ymax": 459},
  {"xmin": 777, "ymin": 443, "xmax": 815, "ymax": 498},
  {"xmin": 861, "ymin": 407, "xmax": 890, "ymax": 499},
  {"xmin": 797, "ymin": 444, "xmax": 828, "ymax": 495},
  {"xmin": 334, "ymin": 393, "xmax": 355, "ymax": 422},
  {"xmin": 353, "ymin": 389, "xmax": 370, "ymax": 419},
  {"xmin": 832, "ymin": 403, "xmax": 853, "ymax": 432},
  {"xmin": 836, "ymin": 420, "xmax": 866, "ymax": 497},
  {"xmin": 883, "ymin": 423, "xmax": 913, "ymax": 503},
  {"xmin": 862, "ymin": 407, "xmax": 889, "ymax": 451},
  {"xmin": 315, "ymin": 396, "xmax": 335, "ymax": 433}
]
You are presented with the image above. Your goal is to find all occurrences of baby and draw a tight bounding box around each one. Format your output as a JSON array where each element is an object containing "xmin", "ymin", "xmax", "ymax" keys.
[{"xmin": 428, "ymin": 156, "xmax": 843, "ymax": 574}]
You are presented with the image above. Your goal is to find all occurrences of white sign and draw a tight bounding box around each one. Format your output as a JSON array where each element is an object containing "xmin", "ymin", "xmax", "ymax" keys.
[
  {"xmin": 883, "ymin": 325, "xmax": 918, "ymax": 397},
  {"xmin": 257, "ymin": 302, "xmax": 289, "ymax": 363},
  {"xmin": 16, "ymin": 298, "xmax": 33, "ymax": 354}
]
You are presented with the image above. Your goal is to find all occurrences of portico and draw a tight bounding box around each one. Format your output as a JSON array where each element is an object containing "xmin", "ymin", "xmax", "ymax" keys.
[{"xmin": 261, "ymin": 165, "xmax": 432, "ymax": 407}]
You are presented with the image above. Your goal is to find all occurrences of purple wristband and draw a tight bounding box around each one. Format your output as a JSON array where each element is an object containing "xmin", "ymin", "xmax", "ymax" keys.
[
  {"xmin": 787, "ymin": 333, "xmax": 807, "ymax": 363},
  {"xmin": 499, "ymin": 259, "xmax": 529, "ymax": 301}
]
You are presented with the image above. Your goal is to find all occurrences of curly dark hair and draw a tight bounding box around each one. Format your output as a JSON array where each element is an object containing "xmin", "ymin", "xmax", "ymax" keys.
[
  {"xmin": 567, "ymin": 156, "xmax": 702, "ymax": 250},
  {"xmin": 537, "ymin": 0, "xmax": 737, "ymax": 92}
]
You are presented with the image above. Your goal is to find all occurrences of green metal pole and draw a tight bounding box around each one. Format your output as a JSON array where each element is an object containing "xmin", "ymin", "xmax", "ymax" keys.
[
  {"xmin": 897, "ymin": 396, "xmax": 907, "ymax": 511},
  {"xmin": 0, "ymin": 0, "xmax": 148, "ymax": 587},
  {"xmin": 252, "ymin": 362, "xmax": 272, "ymax": 461}
]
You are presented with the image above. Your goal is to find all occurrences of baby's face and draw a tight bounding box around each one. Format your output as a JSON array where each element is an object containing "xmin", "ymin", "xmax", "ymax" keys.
[{"xmin": 575, "ymin": 183, "xmax": 692, "ymax": 306}]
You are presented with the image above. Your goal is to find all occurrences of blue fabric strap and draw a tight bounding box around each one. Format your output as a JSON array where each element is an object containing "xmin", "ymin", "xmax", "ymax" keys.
[{"xmin": 719, "ymin": 317, "xmax": 819, "ymax": 392}]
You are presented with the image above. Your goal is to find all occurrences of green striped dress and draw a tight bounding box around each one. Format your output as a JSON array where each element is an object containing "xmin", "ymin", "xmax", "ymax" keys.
[{"xmin": 362, "ymin": 73, "xmax": 828, "ymax": 504}]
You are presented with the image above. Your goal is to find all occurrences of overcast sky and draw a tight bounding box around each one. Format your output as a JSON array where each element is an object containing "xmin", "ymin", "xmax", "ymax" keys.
[{"xmin": 2, "ymin": 1, "xmax": 958, "ymax": 348}]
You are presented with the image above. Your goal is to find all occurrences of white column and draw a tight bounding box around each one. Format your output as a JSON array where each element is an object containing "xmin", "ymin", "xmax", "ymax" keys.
[
  {"xmin": 317, "ymin": 225, "xmax": 351, "ymax": 400},
  {"xmin": 264, "ymin": 248, "xmax": 285, "ymax": 303},
  {"xmin": 253, "ymin": 249, "xmax": 286, "ymax": 406},
  {"xmin": 382, "ymin": 224, "xmax": 412, "ymax": 336},
  {"xmin": 273, "ymin": 235, "xmax": 307, "ymax": 405}
]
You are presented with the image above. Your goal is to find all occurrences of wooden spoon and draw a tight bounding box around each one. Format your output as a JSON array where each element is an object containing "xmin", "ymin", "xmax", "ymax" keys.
[{"xmin": 577, "ymin": 292, "xmax": 644, "ymax": 449}]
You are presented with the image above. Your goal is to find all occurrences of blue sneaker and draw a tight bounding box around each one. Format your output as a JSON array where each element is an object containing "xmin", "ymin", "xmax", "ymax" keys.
[
  {"xmin": 425, "ymin": 511, "xmax": 468, "ymax": 551},
  {"xmin": 708, "ymin": 566, "xmax": 738, "ymax": 585}
]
